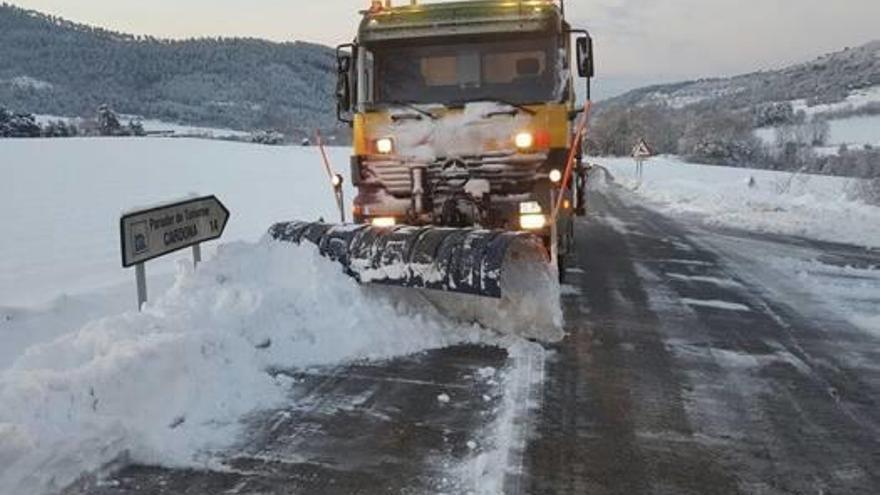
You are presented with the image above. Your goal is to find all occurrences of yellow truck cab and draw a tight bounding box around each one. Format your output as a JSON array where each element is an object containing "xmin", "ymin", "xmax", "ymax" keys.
[{"xmin": 335, "ymin": 0, "xmax": 594, "ymax": 271}]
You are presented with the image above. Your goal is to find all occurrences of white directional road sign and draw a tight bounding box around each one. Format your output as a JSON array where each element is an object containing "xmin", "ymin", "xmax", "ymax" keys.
[{"xmin": 120, "ymin": 195, "xmax": 230, "ymax": 268}]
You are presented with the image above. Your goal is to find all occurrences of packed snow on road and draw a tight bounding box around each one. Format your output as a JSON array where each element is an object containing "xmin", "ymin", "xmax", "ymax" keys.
[{"xmin": 600, "ymin": 156, "xmax": 880, "ymax": 336}]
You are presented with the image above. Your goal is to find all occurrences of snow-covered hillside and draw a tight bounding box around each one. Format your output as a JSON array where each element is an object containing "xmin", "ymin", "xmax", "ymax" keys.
[
  {"xmin": 601, "ymin": 156, "xmax": 880, "ymax": 248},
  {"xmin": 603, "ymin": 41, "xmax": 880, "ymax": 114}
]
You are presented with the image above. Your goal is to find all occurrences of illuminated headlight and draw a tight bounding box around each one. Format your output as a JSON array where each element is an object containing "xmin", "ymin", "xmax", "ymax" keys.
[
  {"xmin": 371, "ymin": 217, "xmax": 397, "ymax": 227},
  {"xmin": 549, "ymin": 169, "xmax": 563, "ymax": 183},
  {"xmin": 520, "ymin": 214, "xmax": 547, "ymax": 230},
  {"xmin": 514, "ymin": 132, "xmax": 534, "ymax": 150},
  {"xmin": 519, "ymin": 201, "xmax": 542, "ymax": 215},
  {"xmin": 375, "ymin": 137, "xmax": 394, "ymax": 154},
  {"xmin": 331, "ymin": 174, "xmax": 343, "ymax": 188}
]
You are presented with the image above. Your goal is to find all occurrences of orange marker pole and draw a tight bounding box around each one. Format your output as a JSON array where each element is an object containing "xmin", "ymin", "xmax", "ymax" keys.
[
  {"xmin": 552, "ymin": 101, "xmax": 592, "ymax": 223},
  {"xmin": 315, "ymin": 130, "xmax": 345, "ymax": 223}
]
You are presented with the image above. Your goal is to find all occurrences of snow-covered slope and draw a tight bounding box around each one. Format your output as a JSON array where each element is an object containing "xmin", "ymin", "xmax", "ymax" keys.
[
  {"xmin": 601, "ymin": 156, "xmax": 880, "ymax": 248},
  {"xmin": 602, "ymin": 41, "xmax": 880, "ymax": 114}
]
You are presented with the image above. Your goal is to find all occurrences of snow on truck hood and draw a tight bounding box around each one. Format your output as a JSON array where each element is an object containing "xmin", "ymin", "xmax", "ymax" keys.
[{"xmin": 0, "ymin": 237, "xmax": 561, "ymax": 494}]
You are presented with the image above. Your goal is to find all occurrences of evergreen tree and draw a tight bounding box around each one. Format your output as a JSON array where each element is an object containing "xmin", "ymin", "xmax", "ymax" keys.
[
  {"xmin": 0, "ymin": 107, "xmax": 10, "ymax": 137},
  {"xmin": 128, "ymin": 119, "xmax": 146, "ymax": 137},
  {"xmin": 97, "ymin": 104, "xmax": 123, "ymax": 136},
  {"xmin": 4, "ymin": 111, "xmax": 40, "ymax": 137}
]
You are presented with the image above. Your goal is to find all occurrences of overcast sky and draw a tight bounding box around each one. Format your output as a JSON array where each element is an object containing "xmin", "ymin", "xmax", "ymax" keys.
[{"xmin": 11, "ymin": 0, "xmax": 880, "ymax": 84}]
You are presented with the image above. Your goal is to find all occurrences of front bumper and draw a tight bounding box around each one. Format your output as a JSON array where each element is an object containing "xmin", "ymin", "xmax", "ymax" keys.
[{"xmin": 351, "ymin": 149, "xmax": 568, "ymax": 227}]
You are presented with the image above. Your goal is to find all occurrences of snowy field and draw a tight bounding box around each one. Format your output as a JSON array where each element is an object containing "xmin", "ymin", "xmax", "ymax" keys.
[
  {"xmin": 601, "ymin": 156, "xmax": 880, "ymax": 248},
  {"xmin": 827, "ymin": 114, "xmax": 880, "ymax": 148},
  {"xmin": 0, "ymin": 138, "xmax": 550, "ymax": 494},
  {"xmin": 1, "ymin": 138, "xmax": 352, "ymax": 307},
  {"xmin": 754, "ymin": 84, "xmax": 880, "ymax": 152},
  {"xmin": 754, "ymin": 114, "xmax": 880, "ymax": 151}
]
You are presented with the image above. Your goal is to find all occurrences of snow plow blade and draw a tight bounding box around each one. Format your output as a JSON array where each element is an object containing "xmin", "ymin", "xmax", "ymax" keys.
[{"xmin": 268, "ymin": 221, "xmax": 547, "ymax": 299}]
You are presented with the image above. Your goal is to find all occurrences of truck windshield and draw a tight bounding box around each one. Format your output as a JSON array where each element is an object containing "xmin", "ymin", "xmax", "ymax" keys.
[{"xmin": 372, "ymin": 36, "xmax": 561, "ymax": 106}]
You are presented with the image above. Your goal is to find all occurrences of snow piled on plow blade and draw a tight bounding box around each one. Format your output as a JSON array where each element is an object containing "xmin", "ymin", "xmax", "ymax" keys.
[
  {"xmin": 398, "ymin": 240, "xmax": 564, "ymax": 342},
  {"xmin": 269, "ymin": 221, "xmax": 564, "ymax": 342}
]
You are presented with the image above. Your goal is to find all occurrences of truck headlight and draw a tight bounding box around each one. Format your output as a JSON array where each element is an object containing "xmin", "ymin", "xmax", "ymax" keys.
[
  {"xmin": 520, "ymin": 214, "xmax": 547, "ymax": 230},
  {"xmin": 514, "ymin": 132, "xmax": 534, "ymax": 150},
  {"xmin": 549, "ymin": 169, "xmax": 562, "ymax": 183},
  {"xmin": 371, "ymin": 217, "xmax": 397, "ymax": 227},
  {"xmin": 375, "ymin": 137, "xmax": 394, "ymax": 154}
]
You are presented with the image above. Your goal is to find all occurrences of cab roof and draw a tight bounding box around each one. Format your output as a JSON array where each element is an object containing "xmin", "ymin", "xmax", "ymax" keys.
[{"xmin": 358, "ymin": 0, "xmax": 564, "ymax": 43}]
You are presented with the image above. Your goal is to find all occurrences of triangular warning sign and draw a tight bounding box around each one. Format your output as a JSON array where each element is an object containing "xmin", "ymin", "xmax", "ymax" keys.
[{"xmin": 632, "ymin": 139, "xmax": 655, "ymax": 158}]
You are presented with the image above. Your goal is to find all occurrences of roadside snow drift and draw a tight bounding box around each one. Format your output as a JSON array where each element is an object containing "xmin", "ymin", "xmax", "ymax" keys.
[
  {"xmin": 601, "ymin": 156, "xmax": 880, "ymax": 248},
  {"xmin": 0, "ymin": 238, "xmax": 514, "ymax": 494}
]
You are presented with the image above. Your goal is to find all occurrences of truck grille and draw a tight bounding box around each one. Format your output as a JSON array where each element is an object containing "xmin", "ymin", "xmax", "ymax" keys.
[{"xmin": 362, "ymin": 152, "xmax": 548, "ymax": 198}]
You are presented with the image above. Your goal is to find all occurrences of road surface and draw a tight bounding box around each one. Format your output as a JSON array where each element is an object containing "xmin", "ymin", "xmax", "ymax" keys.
[{"xmin": 64, "ymin": 183, "xmax": 880, "ymax": 494}]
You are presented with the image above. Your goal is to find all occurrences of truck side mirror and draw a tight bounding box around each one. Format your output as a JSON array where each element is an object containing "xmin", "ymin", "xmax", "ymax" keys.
[
  {"xmin": 337, "ymin": 52, "xmax": 351, "ymax": 74},
  {"xmin": 336, "ymin": 75, "xmax": 351, "ymax": 114},
  {"xmin": 576, "ymin": 36, "xmax": 595, "ymax": 78},
  {"xmin": 335, "ymin": 45, "xmax": 355, "ymax": 124}
]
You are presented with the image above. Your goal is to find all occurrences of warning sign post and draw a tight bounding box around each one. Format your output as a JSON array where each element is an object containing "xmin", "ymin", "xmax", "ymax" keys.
[{"xmin": 631, "ymin": 139, "xmax": 656, "ymax": 179}]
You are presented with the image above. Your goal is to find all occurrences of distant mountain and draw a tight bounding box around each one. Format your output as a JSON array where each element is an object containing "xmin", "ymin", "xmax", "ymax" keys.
[
  {"xmin": 0, "ymin": 3, "xmax": 341, "ymax": 139},
  {"xmin": 599, "ymin": 41, "xmax": 880, "ymax": 115},
  {"xmin": 588, "ymin": 41, "xmax": 880, "ymax": 178}
]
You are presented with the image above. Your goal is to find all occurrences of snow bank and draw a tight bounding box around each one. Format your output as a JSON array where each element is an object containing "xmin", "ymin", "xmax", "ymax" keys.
[
  {"xmin": 773, "ymin": 257, "xmax": 880, "ymax": 337},
  {"xmin": 0, "ymin": 238, "xmax": 493, "ymax": 494},
  {"xmin": 601, "ymin": 157, "xmax": 880, "ymax": 248}
]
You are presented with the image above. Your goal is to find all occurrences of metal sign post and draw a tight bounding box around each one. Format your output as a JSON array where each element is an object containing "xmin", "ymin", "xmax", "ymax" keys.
[
  {"xmin": 135, "ymin": 263, "xmax": 148, "ymax": 310},
  {"xmin": 631, "ymin": 138, "xmax": 655, "ymax": 181},
  {"xmin": 193, "ymin": 243, "xmax": 202, "ymax": 267},
  {"xmin": 120, "ymin": 195, "xmax": 230, "ymax": 310}
]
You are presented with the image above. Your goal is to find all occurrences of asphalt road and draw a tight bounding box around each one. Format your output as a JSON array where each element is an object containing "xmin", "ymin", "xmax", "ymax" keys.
[
  {"xmin": 64, "ymin": 185, "xmax": 880, "ymax": 494},
  {"xmin": 522, "ymin": 189, "xmax": 880, "ymax": 494}
]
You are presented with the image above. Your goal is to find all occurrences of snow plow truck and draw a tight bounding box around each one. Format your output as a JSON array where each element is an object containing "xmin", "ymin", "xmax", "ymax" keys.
[{"xmin": 271, "ymin": 0, "xmax": 594, "ymax": 302}]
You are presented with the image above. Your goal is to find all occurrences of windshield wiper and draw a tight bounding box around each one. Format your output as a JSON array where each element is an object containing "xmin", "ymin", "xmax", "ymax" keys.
[
  {"xmin": 448, "ymin": 99, "xmax": 537, "ymax": 116},
  {"xmin": 382, "ymin": 100, "xmax": 438, "ymax": 120}
]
